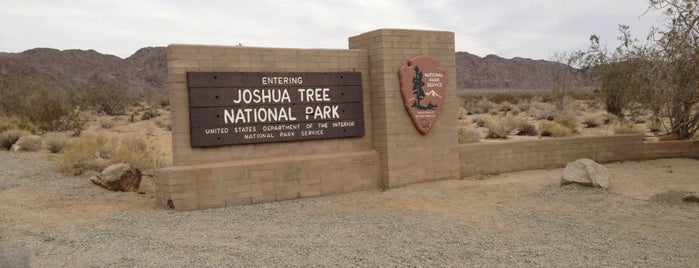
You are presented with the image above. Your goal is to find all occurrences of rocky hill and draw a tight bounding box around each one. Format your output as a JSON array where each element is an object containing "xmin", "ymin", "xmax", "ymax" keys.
[
  {"xmin": 455, "ymin": 52, "xmax": 590, "ymax": 92},
  {"xmin": 0, "ymin": 47, "xmax": 588, "ymax": 98},
  {"xmin": 0, "ymin": 47, "xmax": 166, "ymax": 97}
]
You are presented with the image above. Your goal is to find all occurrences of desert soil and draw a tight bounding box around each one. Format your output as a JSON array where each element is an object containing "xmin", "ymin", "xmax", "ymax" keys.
[{"xmin": 1, "ymin": 151, "xmax": 698, "ymax": 267}]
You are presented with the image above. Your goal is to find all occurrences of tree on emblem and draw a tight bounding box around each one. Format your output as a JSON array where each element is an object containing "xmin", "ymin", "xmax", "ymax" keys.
[
  {"xmin": 411, "ymin": 65, "xmax": 438, "ymax": 110},
  {"xmin": 411, "ymin": 66, "xmax": 426, "ymax": 109}
]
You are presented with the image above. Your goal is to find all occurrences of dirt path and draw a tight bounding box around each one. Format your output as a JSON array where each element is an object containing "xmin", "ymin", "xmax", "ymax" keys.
[{"xmin": 1, "ymin": 151, "xmax": 698, "ymax": 267}]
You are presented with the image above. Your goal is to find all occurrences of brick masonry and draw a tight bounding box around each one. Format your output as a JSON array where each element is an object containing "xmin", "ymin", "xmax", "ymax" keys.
[
  {"xmin": 459, "ymin": 135, "xmax": 699, "ymax": 177},
  {"xmin": 156, "ymin": 29, "xmax": 698, "ymax": 211},
  {"xmin": 157, "ymin": 29, "xmax": 459, "ymax": 210}
]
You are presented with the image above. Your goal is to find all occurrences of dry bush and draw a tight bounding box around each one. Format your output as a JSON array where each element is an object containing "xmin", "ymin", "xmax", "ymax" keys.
[
  {"xmin": 614, "ymin": 123, "xmax": 646, "ymax": 135},
  {"xmin": 499, "ymin": 101, "xmax": 513, "ymax": 112},
  {"xmin": 0, "ymin": 114, "xmax": 36, "ymax": 133},
  {"xmin": 472, "ymin": 116, "xmax": 487, "ymax": 128},
  {"xmin": 582, "ymin": 113, "xmax": 605, "ymax": 128},
  {"xmin": 140, "ymin": 108, "xmax": 160, "ymax": 121},
  {"xmin": 475, "ymin": 97, "xmax": 497, "ymax": 115},
  {"xmin": 98, "ymin": 117, "xmax": 116, "ymax": 129},
  {"xmin": 42, "ymin": 132, "xmax": 71, "ymax": 154},
  {"xmin": 458, "ymin": 125, "xmax": 482, "ymax": 143},
  {"xmin": 540, "ymin": 121, "xmax": 574, "ymax": 137},
  {"xmin": 484, "ymin": 116, "xmax": 513, "ymax": 139},
  {"xmin": 515, "ymin": 118, "xmax": 539, "ymax": 136},
  {"xmin": 56, "ymin": 131, "xmax": 168, "ymax": 175},
  {"xmin": 645, "ymin": 118, "xmax": 663, "ymax": 133},
  {"xmin": 602, "ymin": 113, "xmax": 618, "ymax": 125},
  {"xmin": 528, "ymin": 101, "xmax": 556, "ymax": 120},
  {"xmin": 553, "ymin": 113, "xmax": 579, "ymax": 132},
  {"xmin": 0, "ymin": 129, "xmax": 31, "ymax": 150},
  {"xmin": 457, "ymin": 107, "xmax": 469, "ymax": 119}
]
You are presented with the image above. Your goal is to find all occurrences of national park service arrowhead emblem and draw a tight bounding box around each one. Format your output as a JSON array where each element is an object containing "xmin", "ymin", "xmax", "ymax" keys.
[{"xmin": 398, "ymin": 55, "xmax": 446, "ymax": 134}]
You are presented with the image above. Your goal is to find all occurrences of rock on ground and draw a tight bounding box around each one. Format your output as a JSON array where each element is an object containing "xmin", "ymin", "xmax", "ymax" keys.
[
  {"xmin": 561, "ymin": 158, "xmax": 610, "ymax": 189},
  {"xmin": 90, "ymin": 163, "xmax": 142, "ymax": 192}
]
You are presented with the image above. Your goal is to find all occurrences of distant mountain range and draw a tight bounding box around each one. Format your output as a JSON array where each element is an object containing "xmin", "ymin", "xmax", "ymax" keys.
[{"xmin": 0, "ymin": 47, "xmax": 591, "ymax": 99}]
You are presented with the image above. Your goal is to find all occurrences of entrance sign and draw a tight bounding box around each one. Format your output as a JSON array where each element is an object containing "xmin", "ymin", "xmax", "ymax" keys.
[
  {"xmin": 188, "ymin": 72, "xmax": 364, "ymax": 147},
  {"xmin": 398, "ymin": 56, "xmax": 446, "ymax": 134}
]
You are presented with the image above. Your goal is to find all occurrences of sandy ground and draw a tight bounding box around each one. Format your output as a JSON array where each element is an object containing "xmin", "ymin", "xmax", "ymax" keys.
[{"xmin": 1, "ymin": 152, "xmax": 698, "ymax": 266}]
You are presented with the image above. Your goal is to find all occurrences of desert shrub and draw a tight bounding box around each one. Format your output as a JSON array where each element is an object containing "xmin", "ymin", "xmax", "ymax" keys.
[
  {"xmin": 43, "ymin": 132, "xmax": 70, "ymax": 154},
  {"xmin": 458, "ymin": 125, "xmax": 482, "ymax": 143},
  {"xmin": 540, "ymin": 121, "xmax": 573, "ymax": 137},
  {"xmin": 515, "ymin": 119, "xmax": 539, "ymax": 136},
  {"xmin": 0, "ymin": 129, "xmax": 31, "ymax": 150},
  {"xmin": 98, "ymin": 117, "xmax": 116, "ymax": 129},
  {"xmin": 499, "ymin": 101, "xmax": 513, "ymax": 112},
  {"xmin": 601, "ymin": 113, "xmax": 618, "ymax": 125},
  {"xmin": 0, "ymin": 114, "xmax": 36, "ymax": 133},
  {"xmin": 516, "ymin": 99, "xmax": 532, "ymax": 112},
  {"xmin": 614, "ymin": 123, "xmax": 646, "ymax": 135},
  {"xmin": 484, "ymin": 116, "xmax": 512, "ymax": 139},
  {"xmin": 56, "ymin": 131, "xmax": 168, "ymax": 174},
  {"xmin": 152, "ymin": 93, "xmax": 170, "ymax": 108},
  {"xmin": 645, "ymin": 118, "xmax": 662, "ymax": 133},
  {"xmin": 475, "ymin": 97, "xmax": 497, "ymax": 115},
  {"xmin": 472, "ymin": 116, "xmax": 486, "ymax": 128},
  {"xmin": 80, "ymin": 79, "xmax": 137, "ymax": 115},
  {"xmin": 13, "ymin": 135, "xmax": 42, "ymax": 152},
  {"xmin": 582, "ymin": 113, "xmax": 605, "ymax": 128},
  {"xmin": 528, "ymin": 101, "xmax": 556, "ymax": 120},
  {"xmin": 553, "ymin": 113, "xmax": 579, "ymax": 131},
  {"xmin": 140, "ymin": 108, "xmax": 160, "ymax": 121}
]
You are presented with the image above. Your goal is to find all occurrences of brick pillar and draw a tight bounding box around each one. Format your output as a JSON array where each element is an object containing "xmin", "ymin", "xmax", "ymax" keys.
[{"xmin": 349, "ymin": 29, "xmax": 460, "ymax": 188}]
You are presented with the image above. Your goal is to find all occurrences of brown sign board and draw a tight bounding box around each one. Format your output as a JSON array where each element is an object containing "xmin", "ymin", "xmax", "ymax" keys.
[
  {"xmin": 398, "ymin": 56, "xmax": 446, "ymax": 134},
  {"xmin": 187, "ymin": 72, "xmax": 364, "ymax": 147}
]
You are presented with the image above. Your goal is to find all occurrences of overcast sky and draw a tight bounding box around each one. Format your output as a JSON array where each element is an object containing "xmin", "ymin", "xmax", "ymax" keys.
[{"xmin": 1, "ymin": 0, "xmax": 664, "ymax": 60}]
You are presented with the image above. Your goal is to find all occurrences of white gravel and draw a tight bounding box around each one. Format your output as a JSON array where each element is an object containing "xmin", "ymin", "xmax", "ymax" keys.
[{"xmin": 1, "ymin": 151, "xmax": 698, "ymax": 267}]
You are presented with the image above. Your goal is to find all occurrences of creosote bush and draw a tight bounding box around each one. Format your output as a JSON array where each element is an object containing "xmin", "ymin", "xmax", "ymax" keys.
[{"xmin": 43, "ymin": 132, "xmax": 71, "ymax": 154}]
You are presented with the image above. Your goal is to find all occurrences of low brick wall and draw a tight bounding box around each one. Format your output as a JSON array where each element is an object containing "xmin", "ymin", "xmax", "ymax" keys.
[{"xmin": 459, "ymin": 135, "xmax": 699, "ymax": 177}]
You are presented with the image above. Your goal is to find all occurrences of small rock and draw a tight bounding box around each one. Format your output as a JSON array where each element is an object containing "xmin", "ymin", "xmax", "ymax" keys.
[
  {"xmin": 90, "ymin": 163, "xmax": 142, "ymax": 192},
  {"xmin": 561, "ymin": 158, "xmax": 610, "ymax": 189},
  {"xmin": 682, "ymin": 193, "xmax": 699, "ymax": 203}
]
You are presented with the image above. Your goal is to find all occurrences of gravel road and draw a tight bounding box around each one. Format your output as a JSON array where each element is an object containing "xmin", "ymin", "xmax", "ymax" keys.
[{"xmin": 1, "ymin": 151, "xmax": 698, "ymax": 267}]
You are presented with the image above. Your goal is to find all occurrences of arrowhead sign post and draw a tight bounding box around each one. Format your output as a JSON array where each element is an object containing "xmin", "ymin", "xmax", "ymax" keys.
[{"xmin": 398, "ymin": 55, "xmax": 446, "ymax": 134}]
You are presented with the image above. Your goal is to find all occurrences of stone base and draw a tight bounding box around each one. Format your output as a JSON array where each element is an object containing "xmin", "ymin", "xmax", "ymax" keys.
[{"xmin": 155, "ymin": 150, "xmax": 381, "ymax": 210}]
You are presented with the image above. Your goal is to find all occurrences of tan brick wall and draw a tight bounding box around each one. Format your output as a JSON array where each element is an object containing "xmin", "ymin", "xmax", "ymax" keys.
[
  {"xmin": 158, "ymin": 44, "xmax": 382, "ymax": 210},
  {"xmin": 349, "ymin": 29, "xmax": 460, "ymax": 188},
  {"xmin": 459, "ymin": 135, "xmax": 699, "ymax": 177}
]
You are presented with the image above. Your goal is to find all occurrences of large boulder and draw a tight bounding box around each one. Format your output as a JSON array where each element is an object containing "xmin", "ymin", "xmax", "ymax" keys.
[
  {"xmin": 561, "ymin": 158, "xmax": 610, "ymax": 189},
  {"xmin": 10, "ymin": 135, "xmax": 42, "ymax": 152},
  {"xmin": 90, "ymin": 163, "xmax": 142, "ymax": 192}
]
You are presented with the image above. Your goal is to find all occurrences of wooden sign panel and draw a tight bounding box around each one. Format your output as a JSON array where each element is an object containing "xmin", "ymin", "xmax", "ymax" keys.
[{"xmin": 187, "ymin": 72, "xmax": 364, "ymax": 147}]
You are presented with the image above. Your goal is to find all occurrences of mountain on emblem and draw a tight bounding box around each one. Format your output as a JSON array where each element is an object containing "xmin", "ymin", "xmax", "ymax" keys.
[{"xmin": 398, "ymin": 55, "xmax": 446, "ymax": 134}]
